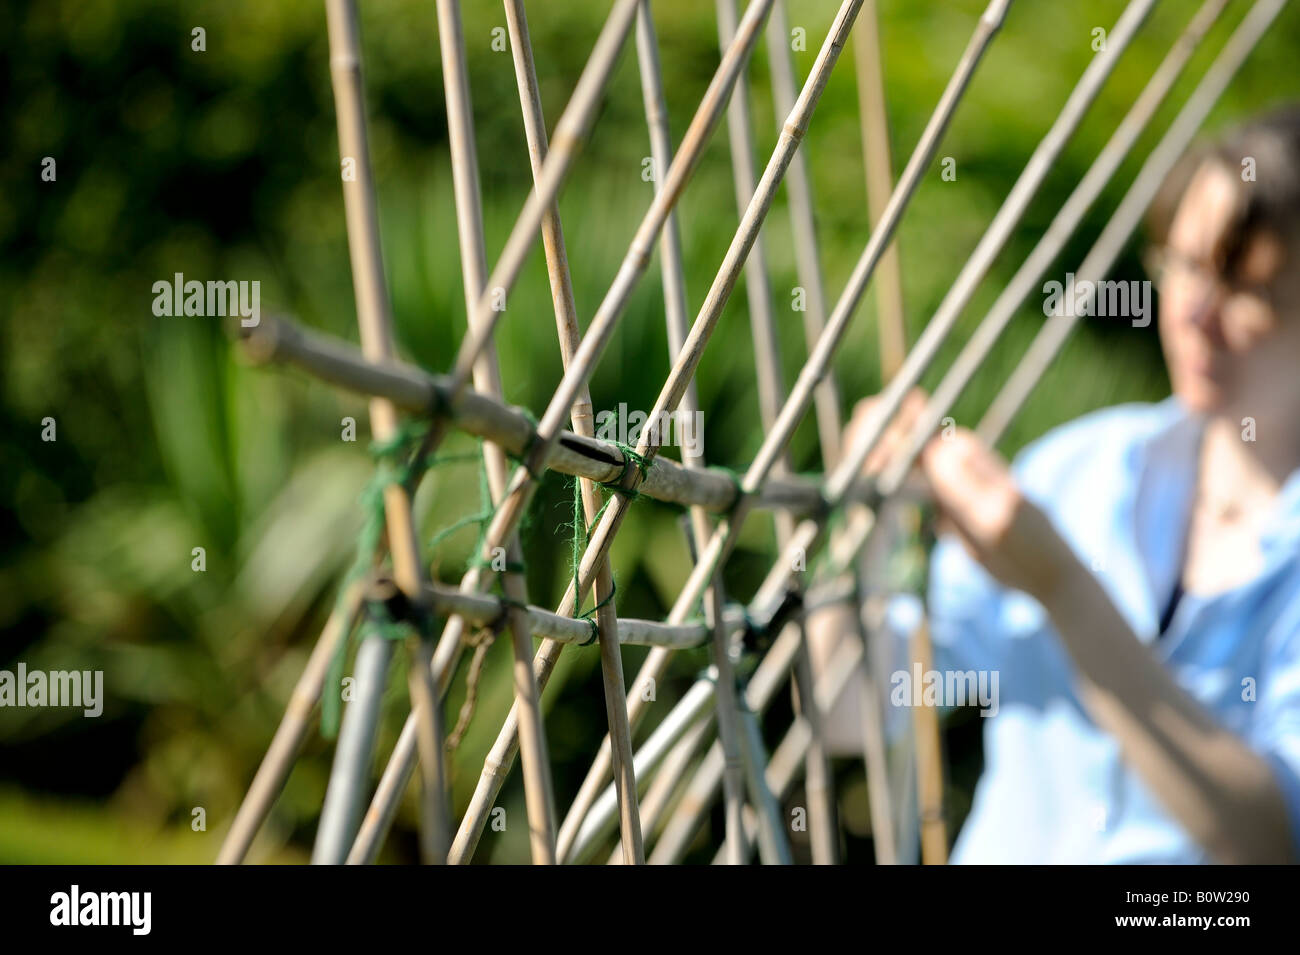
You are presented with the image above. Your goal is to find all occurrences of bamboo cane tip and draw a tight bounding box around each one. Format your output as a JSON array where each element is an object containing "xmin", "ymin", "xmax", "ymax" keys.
[
  {"xmin": 231, "ymin": 312, "xmax": 288, "ymax": 364},
  {"xmin": 981, "ymin": 0, "xmax": 1013, "ymax": 29}
]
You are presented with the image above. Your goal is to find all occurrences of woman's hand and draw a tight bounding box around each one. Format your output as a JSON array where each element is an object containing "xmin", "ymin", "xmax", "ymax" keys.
[{"xmin": 920, "ymin": 426, "xmax": 1073, "ymax": 602}]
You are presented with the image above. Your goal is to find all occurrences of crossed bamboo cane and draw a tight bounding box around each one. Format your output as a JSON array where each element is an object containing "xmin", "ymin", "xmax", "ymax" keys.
[{"xmin": 217, "ymin": 0, "xmax": 1283, "ymax": 864}]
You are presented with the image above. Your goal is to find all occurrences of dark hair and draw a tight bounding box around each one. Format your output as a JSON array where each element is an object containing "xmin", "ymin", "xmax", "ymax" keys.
[{"xmin": 1148, "ymin": 104, "xmax": 1300, "ymax": 273}]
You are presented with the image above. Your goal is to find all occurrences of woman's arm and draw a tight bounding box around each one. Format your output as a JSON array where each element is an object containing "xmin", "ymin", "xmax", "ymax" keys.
[{"xmin": 923, "ymin": 428, "xmax": 1296, "ymax": 864}]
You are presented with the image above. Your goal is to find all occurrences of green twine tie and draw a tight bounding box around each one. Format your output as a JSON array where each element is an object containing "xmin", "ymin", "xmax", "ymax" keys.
[
  {"xmin": 321, "ymin": 420, "xmax": 432, "ymax": 738},
  {"xmin": 563, "ymin": 442, "xmax": 647, "ymax": 643}
]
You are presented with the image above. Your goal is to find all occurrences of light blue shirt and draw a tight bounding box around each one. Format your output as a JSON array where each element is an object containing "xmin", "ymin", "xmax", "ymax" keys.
[{"xmin": 903, "ymin": 397, "xmax": 1300, "ymax": 864}]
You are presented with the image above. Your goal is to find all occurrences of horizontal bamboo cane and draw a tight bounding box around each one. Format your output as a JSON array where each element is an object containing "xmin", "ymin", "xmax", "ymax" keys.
[
  {"xmin": 417, "ymin": 579, "xmax": 743, "ymax": 650},
  {"xmin": 236, "ymin": 314, "xmax": 834, "ymax": 516}
]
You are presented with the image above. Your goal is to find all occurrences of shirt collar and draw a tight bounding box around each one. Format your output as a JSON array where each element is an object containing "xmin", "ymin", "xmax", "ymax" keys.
[{"xmin": 1135, "ymin": 395, "xmax": 1300, "ymax": 564}]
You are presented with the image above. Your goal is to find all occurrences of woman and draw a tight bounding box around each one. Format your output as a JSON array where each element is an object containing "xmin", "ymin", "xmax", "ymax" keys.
[{"xmin": 812, "ymin": 107, "xmax": 1300, "ymax": 864}]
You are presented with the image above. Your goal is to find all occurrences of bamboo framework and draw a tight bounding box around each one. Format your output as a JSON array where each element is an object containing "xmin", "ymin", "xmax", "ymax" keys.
[{"xmin": 216, "ymin": 0, "xmax": 1285, "ymax": 865}]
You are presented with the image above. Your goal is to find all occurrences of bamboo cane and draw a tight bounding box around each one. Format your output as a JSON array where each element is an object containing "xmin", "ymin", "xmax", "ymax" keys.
[
  {"xmin": 435, "ymin": 0, "xmax": 558, "ymax": 865},
  {"xmin": 312, "ymin": 633, "xmax": 395, "ymax": 863},
  {"xmin": 849, "ymin": 605, "xmax": 896, "ymax": 863},
  {"xmin": 413, "ymin": 581, "xmax": 746, "ymax": 648},
  {"xmin": 502, "ymin": 0, "xmax": 642, "ymax": 864},
  {"xmin": 911, "ymin": 619, "xmax": 947, "ymax": 864},
  {"xmin": 216, "ymin": 576, "xmax": 368, "ymax": 864},
  {"xmin": 608, "ymin": 712, "xmax": 715, "ymax": 863},
  {"xmin": 737, "ymin": 697, "xmax": 793, "ymax": 863},
  {"xmin": 653, "ymin": 612, "xmax": 863, "ymax": 862},
  {"xmin": 769, "ymin": 0, "xmax": 845, "ymax": 464},
  {"xmin": 852, "ymin": 0, "xmax": 907, "ymax": 383},
  {"xmin": 850, "ymin": 0, "xmax": 926, "ymax": 865},
  {"xmin": 317, "ymin": 0, "xmax": 449, "ymax": 864},
  {"xmin": 713, "ymin": 0, "xmax": 794, "ymax": 865}
]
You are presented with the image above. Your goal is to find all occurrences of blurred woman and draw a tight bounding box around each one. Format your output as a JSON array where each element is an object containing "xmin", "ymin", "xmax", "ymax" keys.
[{"xmin": 811, "ymin": 106, "xmax": 1300, "ymax": 863}]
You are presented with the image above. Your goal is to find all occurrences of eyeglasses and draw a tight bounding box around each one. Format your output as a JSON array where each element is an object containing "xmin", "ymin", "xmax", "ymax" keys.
[{"xmin": 1142, "ymin": 245, "xmax": 1275, "ymax": 308}]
